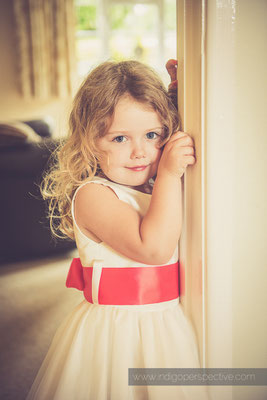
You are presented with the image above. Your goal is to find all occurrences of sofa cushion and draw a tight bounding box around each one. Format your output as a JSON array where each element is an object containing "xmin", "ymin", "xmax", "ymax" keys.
[
  {"xmin": 23, "ymin": 118, "xmax": 53, "ymax": 138},
  {"xmin": 0, "ymin": 138, "xmax": 60, "ymax": 178},
  {"xmin": 0, "ymin": 121, "xmax": 42, "ymax": 147}
]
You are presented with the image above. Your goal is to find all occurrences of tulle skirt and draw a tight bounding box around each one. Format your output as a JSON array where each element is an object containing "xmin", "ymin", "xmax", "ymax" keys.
[{"xmin": 26, "ymin": 298, "xmax": 209, "ymax": 400}]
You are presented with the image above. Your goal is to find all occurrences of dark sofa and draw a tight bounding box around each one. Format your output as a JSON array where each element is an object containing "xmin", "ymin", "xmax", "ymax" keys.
[{"xmin": 0, "ymin": 119, "xmax": 76, "ymax": 263}]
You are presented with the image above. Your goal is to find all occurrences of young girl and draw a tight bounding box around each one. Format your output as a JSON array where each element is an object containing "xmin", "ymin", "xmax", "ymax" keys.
[{"xmin": 26, "ymin": 60, "xmax": 209, "ymax": 400}]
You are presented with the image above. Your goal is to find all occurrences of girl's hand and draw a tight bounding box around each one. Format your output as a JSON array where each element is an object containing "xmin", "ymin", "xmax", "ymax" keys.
[
  {"xmin": 158, "ymin": 131, "xmax": 196, "ymax": 178},
  {"xmin": 166, "ymin": 59, "xmax": 178, "ymax": 91}
]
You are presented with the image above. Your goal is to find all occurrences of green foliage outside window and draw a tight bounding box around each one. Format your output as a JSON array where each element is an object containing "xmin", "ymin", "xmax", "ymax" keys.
[
  {"xmin": 165, "ymin": 0, "xmax": 176, "ymax": 31},
  {"xmin": 76, "ymin": 1, "xmax": 176, "ymax": 32},
  {"xmin": 76, "ymin": 5, "xmax": 96, "ymax": 31},
  {"xmin": 108, "ymin": 5, "xmax": 132, "ymax": 30},
  {"xmin": 76, "ymin": 4, "xmax": 132, "ymax": 31}
]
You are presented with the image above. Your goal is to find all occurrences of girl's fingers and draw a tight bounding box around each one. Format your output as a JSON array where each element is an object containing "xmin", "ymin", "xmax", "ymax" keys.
[
  {"xmin": 186, "ymin": 155, "xmax": 196, "ymax": 165},
  {"xmin": 180, "ymin": 156, "xmax": 196, "ymax": 171},
  {"xmin": 183, "ymin": 146, "xmax": 195, "ymax": 155},
  {"xmin": 172, "ymin": 131, "xmax": 187, "ymax": 137},
  {"xmin": 168, "ymin": 132, "xmax": 194, "ymax": 146},
  {"xmin": 168, "ymin": 131, "xmax": 188, "ymax": 141}
]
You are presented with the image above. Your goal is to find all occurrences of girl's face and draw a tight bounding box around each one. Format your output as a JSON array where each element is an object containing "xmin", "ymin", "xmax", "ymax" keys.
[{"xmin": 97, "ymin": 96, "xmax": 163, "ymax": 189}]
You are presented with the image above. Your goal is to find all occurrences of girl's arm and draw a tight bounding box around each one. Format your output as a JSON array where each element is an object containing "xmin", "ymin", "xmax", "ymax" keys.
[{"xmin": 75, "ymin": 132, "xmax": 195, "ymax": 265}]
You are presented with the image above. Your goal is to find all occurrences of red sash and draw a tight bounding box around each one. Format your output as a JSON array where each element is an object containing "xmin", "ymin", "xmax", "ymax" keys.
[{"xmin": 66, "ymin": 258, "xmax": 179, "ymax": 305}]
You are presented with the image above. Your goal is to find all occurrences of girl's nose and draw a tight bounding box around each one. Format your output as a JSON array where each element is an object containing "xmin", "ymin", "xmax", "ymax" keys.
[{"xmin": 130, "ymin": 142, "xmax": 146, "ymax": 159}]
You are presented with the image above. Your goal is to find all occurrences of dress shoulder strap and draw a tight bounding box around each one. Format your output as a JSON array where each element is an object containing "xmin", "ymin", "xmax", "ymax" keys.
[
  {"xmin": 71, "ymin": 177, "xmax": 127, "ymax": 217},
  {"xmin": 70, "ymin": 177, "xmax": 118, "ymax": 243},
  {"xmin": 71, "ymin": 176, "xmax": 151, "ymax": 241},
  {"xmin": 71, "ymin": 176, "xmax": 130, "ymax": 229}
]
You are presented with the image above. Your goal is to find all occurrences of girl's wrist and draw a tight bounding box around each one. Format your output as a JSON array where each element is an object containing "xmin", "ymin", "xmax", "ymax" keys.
[{"xmin": 155, "ymin": 170, "xmax": 183, "ymax": 184}]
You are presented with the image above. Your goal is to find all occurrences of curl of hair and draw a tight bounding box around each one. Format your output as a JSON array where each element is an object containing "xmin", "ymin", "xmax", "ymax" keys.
[{"xmin": 41, "ymin": 60, "xmax": 181, "ymax": 240}]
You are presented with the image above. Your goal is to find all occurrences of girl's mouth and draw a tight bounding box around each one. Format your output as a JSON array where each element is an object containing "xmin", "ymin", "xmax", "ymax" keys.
[{"xmin": 126, "ymin": 165, "xmax": 148, "ymax": 171}]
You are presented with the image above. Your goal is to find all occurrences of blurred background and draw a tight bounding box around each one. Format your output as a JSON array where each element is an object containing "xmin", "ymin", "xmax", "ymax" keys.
[
  {"xmin": 0, "ymin": 0, "xmax": 176, "ymax": 264},
  {"xmin": 0, "ymin": 0, "xmax": 176, "ymax": 136},
  {"xmin": 0, "ymin": 1, "xmax": 176, "ymax": 399}
]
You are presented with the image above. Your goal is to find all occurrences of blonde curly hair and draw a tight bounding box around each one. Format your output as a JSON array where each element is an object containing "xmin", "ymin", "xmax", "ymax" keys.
[{"xmin": 41, "ymin": 60, "xmax": 181, "ymax": 240}]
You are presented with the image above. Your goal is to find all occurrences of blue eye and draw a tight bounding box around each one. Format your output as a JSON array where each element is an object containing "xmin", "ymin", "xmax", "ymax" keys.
[
  {"xmin": 112, "ymin": 136, "xmax": 126, "ymax": 143},
  {"xmin": 146, "ymin": 131, "xmax": 159, "ymax": 139}
]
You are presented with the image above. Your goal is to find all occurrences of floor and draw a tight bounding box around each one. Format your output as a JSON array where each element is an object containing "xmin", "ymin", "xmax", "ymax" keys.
[{"xmin": 0, "ymin": 250, "xmax": 81, "ymax": 400}]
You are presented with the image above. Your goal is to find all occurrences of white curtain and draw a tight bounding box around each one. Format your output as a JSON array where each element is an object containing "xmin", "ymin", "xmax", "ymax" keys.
[{"xmin": 13, "ymin": 0, "xmax": 76, "ymax": 98}]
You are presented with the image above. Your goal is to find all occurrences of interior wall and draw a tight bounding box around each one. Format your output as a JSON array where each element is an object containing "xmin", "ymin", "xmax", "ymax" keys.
[
  {"xmin": 177, "ymin": 1, "xmax": 267, "ymax": 399},
  {"xmin": 206, "ymin": 1, "xmax": 267, "ymax": 399},
  {"xmin": 205, "ymin": 1, "xmax": 235, "ymax": 398},
  {"xmin": 232, "ymin": 1, "xmax": 267, "ymax": 399},
  {"xmin": 0, "ymin": 0, "xmax": 72, "ymax": 137}
]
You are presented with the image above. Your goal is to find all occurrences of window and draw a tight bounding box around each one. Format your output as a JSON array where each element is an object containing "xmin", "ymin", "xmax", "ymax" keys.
[{"xmin": 75, "ymin": 0, "xmax": 176, "ymax": 84}]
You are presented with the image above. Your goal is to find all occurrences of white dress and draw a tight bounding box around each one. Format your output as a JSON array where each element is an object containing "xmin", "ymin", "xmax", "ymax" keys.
[{"xmin": 26, "ymin": 177, "xmax": 209, "ymax": 400}]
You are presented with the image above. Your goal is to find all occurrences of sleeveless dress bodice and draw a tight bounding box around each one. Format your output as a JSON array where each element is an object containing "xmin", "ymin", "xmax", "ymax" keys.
[{"xmin": 71, "ymin": 176, "xmax": 179, "ymax": 268}]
